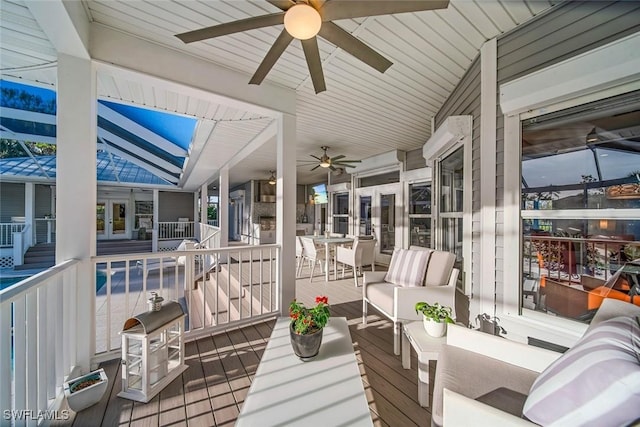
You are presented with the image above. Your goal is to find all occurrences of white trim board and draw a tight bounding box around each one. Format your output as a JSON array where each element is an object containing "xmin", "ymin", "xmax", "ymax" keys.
[{"xmin": 500, "ymin": 32, "xmax": 640, "ymax": 115}]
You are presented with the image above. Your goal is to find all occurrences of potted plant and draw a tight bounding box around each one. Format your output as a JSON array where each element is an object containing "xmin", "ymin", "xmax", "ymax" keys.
[
  {"xmin": 289, "ymin": 296, "xmax": 330, "ymax": 360},
  {"xmin": 63, "ymin": 368, "xmax": 109, "ymax": 412},
  {"xmin": 415, "ymin": 301, "xmax": 454, "ymax": 337}
]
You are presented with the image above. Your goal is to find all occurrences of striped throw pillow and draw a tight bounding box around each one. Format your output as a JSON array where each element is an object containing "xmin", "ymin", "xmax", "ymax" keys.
[
  {"xmin": 384, "ymin": 248, "xmax": 431, "ymax": 287},
  {"xmin": 522, "ymin": 316, "xmax": 640, "ymax": 426}
]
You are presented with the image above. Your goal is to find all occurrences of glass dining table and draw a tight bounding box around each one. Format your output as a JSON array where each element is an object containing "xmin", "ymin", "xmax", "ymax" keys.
[{"xmin": 312, "ymin": 236, "xmax": 355, "ymax": 281}]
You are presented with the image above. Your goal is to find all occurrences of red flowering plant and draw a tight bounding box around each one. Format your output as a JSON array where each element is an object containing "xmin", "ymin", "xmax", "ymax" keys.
[{"xmin": 289, "ymin": 296, "xmax": 330, "ymax": 335}]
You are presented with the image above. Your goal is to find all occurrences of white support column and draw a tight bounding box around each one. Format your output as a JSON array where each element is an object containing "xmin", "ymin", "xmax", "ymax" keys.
[
  {"xmin": 477, "ymin": 38, "xmax": 498, "ymax": 320},
  {"xmin": 152, "ymin": 189, "xmax": 159, "ymax": 252},
  {"xmin": 219, "ymin": 169, "xmax": 229, "ymax": 248},
  {"xmin": 276, "ymin": 113, "xmax": 296, "ymax": 314},
  {"xmin": 24, "ymin": 182, "xmax": 35, "ymax": 246},
  {"xmin": 56, "ymin": 54, "xmax": 96, "ymax": 372},
  {"xmin": 200, "ymin": 184, "xmax": 208, "ymax": 225}
]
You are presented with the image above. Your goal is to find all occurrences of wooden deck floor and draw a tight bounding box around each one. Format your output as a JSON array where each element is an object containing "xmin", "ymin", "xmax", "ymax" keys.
[{"xmin": 57, "ymin": 264, "xmax": 433, "ymax": 427}]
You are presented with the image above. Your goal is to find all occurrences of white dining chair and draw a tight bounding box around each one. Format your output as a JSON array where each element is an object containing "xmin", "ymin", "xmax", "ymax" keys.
[
  {"xmin": 300, "ymin": 236, "xmax": 326, "ymax": 282},
  {"xmin": 336, "ymin": 238, "xmax": 376, "ymax": 286}
]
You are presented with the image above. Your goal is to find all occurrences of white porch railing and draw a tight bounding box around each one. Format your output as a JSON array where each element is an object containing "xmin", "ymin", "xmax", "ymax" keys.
[
  {"xmin": 92, "ymin": 244, "xmax": 280, "ymax": 364},
  {"xmin": 207, "ymin": 219, "xmax": 218, "ymax": 227},
  {"xmin": 34, "ymin": 218, "xmax": 56, "ymax": 245},
  {"xmin": 199, "ymin": 223, "xmax": 221, "ymax": 249},
  {"xmin": 157, "ymin": 221, "xmax": 195, "ymax": 240},
  {"xmin": 0, "ymin": 223, "xmax": 26, "ymax": 248},
  {"xmin": 0, "ymin": 259, "xmax": 80, "ymax": 424}
]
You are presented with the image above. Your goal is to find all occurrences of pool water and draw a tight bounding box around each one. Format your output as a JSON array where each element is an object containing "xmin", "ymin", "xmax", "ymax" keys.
[
  {"xmin": 0, "ymin": 276, "xmax": 29, "ymax": 291},
  {"xmin": 1, "ymin": 271, "xmax": 109, "ymax": 292}
]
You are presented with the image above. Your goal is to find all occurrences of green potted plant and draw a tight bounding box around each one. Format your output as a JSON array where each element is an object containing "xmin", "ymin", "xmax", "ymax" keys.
[{"xmin": 415, "ymin": 301, "xmax": 454, "ymax": 337}]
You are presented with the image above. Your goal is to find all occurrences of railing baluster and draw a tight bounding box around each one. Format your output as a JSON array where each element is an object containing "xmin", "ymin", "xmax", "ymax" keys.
[
  {"xmin": 0, "ymin": 298, "xmax": 11, "ymax": 419},
  {"xmin": 15, "ymin": 295, "xmax": 27, "ymax": 420},
  {"xmin": 26, "ymin": 291, "xmax": 37, "ymax": 425}
]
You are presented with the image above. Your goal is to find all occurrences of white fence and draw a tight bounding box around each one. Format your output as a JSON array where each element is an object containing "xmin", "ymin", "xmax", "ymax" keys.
[{"xmin": 0, "ymin": 259, "xmax": 80, "ymax": 424}]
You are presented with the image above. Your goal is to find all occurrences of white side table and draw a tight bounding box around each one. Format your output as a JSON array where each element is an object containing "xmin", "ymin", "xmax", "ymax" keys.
[{"xmin": 401, "ymin": 321, "xmax": 445, "ymax": 408}]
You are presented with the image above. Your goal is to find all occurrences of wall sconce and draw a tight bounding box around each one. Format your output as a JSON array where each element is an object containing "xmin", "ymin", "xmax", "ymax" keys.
[
  {"xmin": 268, "ymin": 170, "xmax": 276, "ymax": 186},
  {"xmin": 308, "ymin": 194, "xmax": 315, "ymax": 205}
]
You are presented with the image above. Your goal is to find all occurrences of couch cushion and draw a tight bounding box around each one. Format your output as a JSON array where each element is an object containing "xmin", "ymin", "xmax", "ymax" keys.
[
  {"xmin": 384, "ymin": 248, "xmax": 430, "ymax": 287},
  {"xmin": 425, "ymin": 250, "xmax": 456, "ymax": 286},
  {"xmin": 522, "ymin": 315, "xmax": 640, "ymax": 426}
]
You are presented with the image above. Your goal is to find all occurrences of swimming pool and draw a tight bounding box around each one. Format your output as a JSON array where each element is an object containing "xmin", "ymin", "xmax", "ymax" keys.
[
  {"xmin": 0, "ymin": 276, "xmax": 29, "ymax": 291},
  {"xmin": 1, "ymin": 271, "xmax": 109, "ymax": 292}
]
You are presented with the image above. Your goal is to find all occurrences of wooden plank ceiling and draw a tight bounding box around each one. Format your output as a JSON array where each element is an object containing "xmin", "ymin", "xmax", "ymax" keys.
[{"xmin": 1, "ymin": 0, "xmax": 557, "ymax": 187}]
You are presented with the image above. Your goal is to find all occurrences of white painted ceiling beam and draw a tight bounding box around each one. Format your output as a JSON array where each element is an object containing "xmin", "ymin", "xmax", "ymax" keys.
[{"xmin": 26, "ymin": 0, "xmax": 90, "ymax": 60}]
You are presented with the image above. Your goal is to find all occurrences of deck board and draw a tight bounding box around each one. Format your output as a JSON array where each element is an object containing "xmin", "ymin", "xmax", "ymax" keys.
[{"xmin": 61, "ymin": 264, "xmax": 434, "ymax": 426}]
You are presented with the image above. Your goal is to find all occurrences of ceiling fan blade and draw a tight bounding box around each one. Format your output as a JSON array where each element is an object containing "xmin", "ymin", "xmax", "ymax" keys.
[
  {"xmin": 338, "ymin": 163, "xmax": 360, "ymax": 168},
  {"xmin": 329, "ymin": 165, "xmax": 336, "ymax": 171},
  {"xmin": 321, "ymin": 0, "xmax": 449, "ymax": 21},
  {"xmin": 319, "ymin": 22, "xmax": 392, "ymax": 73},
  {"xmin": 310, "ymin": 154, "xmax": 322, "ymax": 161},
  {"xmin": 266, "ymin": 0, "xmax": 295, "ymax": 11},
  {"xmin": 301, "ymin": 37, "xmax": 327, "ymax": 94},
  {"xmin": 176, "ymin": 13, "xmax": 285, "ymax": 43},
  {"xmin": 310, "ymin": 165, "xmax": 321, "ymax": 171},
  {"xmin": 249, "ymin": 29, "xmax": 294, "ymax": 85},
  {"xmin": 331, "ymin": 154, "xmax": 346, "ymax": 161}
]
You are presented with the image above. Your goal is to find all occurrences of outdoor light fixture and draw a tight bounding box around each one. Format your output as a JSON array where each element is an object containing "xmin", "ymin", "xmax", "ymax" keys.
[
  {"xmin": 283, "ymin": 3, "xmax": 321, "ymax": 40},
  {"xmin": 268, "ymin": 170, "xmax": 276, "ymax": 185},
  {"xmin": 586, "ymin": 127, "xmax": 598, "ymax": 143}
]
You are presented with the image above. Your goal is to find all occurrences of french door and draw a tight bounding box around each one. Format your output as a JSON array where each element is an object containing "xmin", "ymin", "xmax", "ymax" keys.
[
  {"xmin": 97, "ymin": 200, "xmax": 129, "ymax": 240},
  {"xmin": 355, "ymin": 183, "xmax": 402, "ymax": 265}
]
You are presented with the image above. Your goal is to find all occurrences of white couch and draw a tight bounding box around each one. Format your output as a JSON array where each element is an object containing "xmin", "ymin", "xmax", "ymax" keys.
[
  {"xmin": 362, "ymin": 247, "xmax": 458, "ymax": 355},
  {"xmin": 433, "ymin": 298, "xmax": 640, "ymax": 426}
]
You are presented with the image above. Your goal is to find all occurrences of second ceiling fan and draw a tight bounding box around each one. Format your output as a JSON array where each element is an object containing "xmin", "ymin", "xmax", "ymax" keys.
[
  {"xmin": 301, "ymin": 146, "xmax": 361, "ymax": 171},
  {"xmin": 175, "ymin": 0, "xmax": 450, "ymax": 93}
]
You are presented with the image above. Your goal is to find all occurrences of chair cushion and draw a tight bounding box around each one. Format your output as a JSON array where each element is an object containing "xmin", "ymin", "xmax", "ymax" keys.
[
  {"xmin": 522, "ymin": 315, "xmax": 640, "ymax": 426},
  {"xmin": 425, "ymin": 250, "xmax": 456, "ymax": 286},
  {"xmin": 384, "ymin": 248, "xmax": 430, "ymax": 287},
  {"xmin": 366, "ymin": 283, "xmax": 395, "ymax": 316}
]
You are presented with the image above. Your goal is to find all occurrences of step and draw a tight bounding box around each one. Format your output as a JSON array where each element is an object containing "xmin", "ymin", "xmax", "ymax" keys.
[{"xmin": 15, "ymin": 262, "xmax": 54, "ymax": 271}]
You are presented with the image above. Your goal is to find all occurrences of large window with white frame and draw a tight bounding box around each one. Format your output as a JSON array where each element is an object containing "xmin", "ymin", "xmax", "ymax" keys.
[{"xmin": 520, "ymin": 91, "xmax": 640, "ymax": 324}]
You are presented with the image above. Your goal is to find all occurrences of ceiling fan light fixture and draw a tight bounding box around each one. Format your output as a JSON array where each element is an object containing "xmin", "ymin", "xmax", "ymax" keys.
[
  {"xmin": 319, "ymin": 160, "xmax": 331, "ymax": 168},
  {"xmin": 586, "ymin": 127, "xmax": 599, "ymax": 143},
  {"xmin": 284, "ymin": 4, "xmax": 321, "ymax": 40},
  {"xmin": 268, "ymin": 170, "xmax": 277, "ymax": 185}
]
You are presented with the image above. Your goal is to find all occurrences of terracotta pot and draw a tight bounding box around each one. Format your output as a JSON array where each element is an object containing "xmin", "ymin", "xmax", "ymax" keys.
[
  {"xmin": 289, "ymin": 322, "xmax": 323, "ymax": 361},
  {"xmin": 423, "ymin": 317, "xmax": 447, "ymax": 338}
]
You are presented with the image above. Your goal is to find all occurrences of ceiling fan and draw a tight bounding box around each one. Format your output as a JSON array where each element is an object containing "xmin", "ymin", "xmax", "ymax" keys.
[
  {"xmin": 175, "ymin": 0, "xmax": 450, "ymax": 94},
  {"xmin": 299, "ymin": 146, "xmax": 361, "ymax": 171}
]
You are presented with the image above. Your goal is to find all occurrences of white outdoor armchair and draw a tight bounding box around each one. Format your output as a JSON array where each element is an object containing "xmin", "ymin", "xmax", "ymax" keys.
[
  {"xmin": 336, "ymin": 238, "xmax": 376, "ymax": 287},
  {"xmin": 362, "ymin": 246, "xmax": 458, "ymax": 355}
]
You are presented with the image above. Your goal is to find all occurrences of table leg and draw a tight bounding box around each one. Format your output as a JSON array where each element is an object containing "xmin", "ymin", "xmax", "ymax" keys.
[
  {"xmin": 401, "ymin": 331, "xmax": 410, "ymax": 369},
  {"xmin": 325, "ymin": 242, "xmax": 330, "ymax": 281},
  {"xmin": 418, "ymin": 378, "xmax": 429, "ymax": 407}
]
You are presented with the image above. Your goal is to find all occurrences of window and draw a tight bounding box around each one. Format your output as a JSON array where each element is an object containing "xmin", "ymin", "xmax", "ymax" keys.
[
  {"xmin": 332, "ymin": 193, "xmax": 349, "ymax": 235},
  {"xmin": 437, "ymin": 147, "xmax": 464, "ymax": 268},
  {"xmin": 408, "ymin": 182, "xmax": 431, "ymax": 247},
  {"xmin": 135, "ymin": 201, "xmax": 153, "ymax": 229},
  {"xmin": 520, "ymin": 91, "xmax": 640, "ymax": 324}
]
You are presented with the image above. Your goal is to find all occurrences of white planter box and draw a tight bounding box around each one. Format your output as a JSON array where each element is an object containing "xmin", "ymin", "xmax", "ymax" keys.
[{"xmin": 63, "ymin": 369, "xmax": 108, "ymax": 412}]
